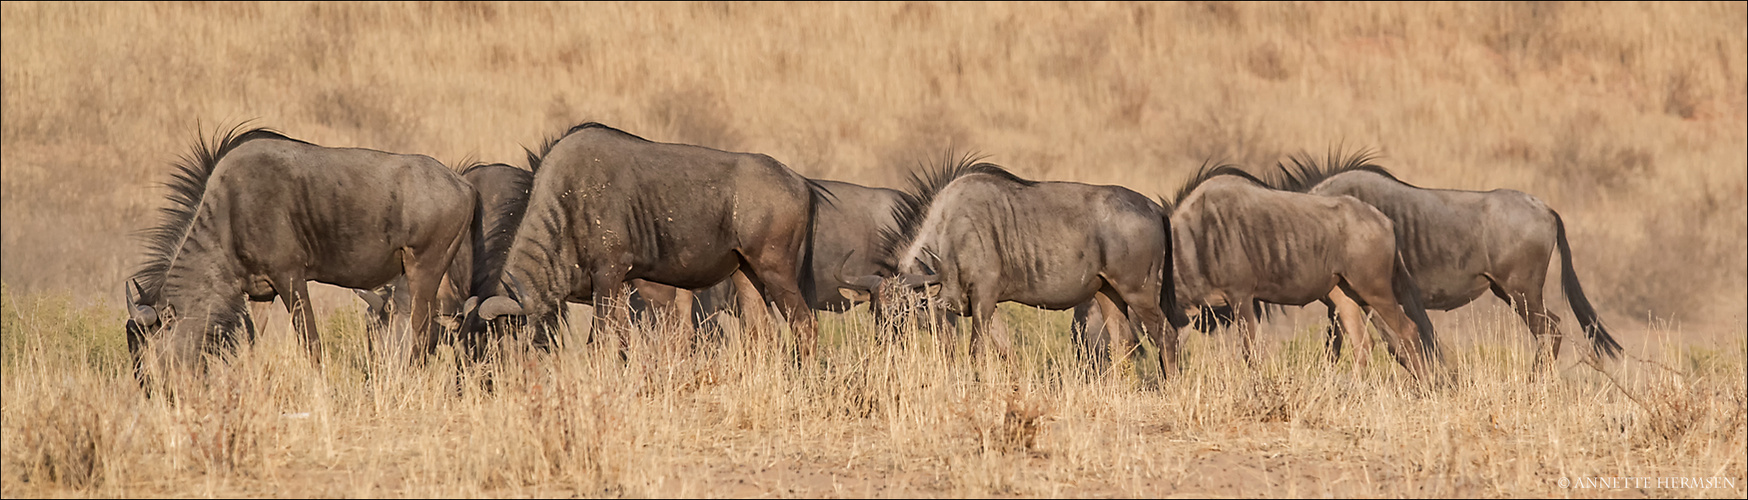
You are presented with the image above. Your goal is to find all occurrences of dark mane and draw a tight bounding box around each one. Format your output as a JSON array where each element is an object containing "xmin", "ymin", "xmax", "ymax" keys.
[
  {"xmin": 467, "ymin": 163, "xmax": 535, "ymax": 296},
  {"xmin": 450, "ymin": 154, "xmax": 487, "ymax": 175},
  {"xmin": 1270, "ymin": 148, "xmax": 1413, "ymax": 192},
  {"xmin": 874, "ymin": 151, "xmax": 1036, "ymax": 271},
  {"xmin": 523, "ymin": 122, "xmax": 649, "ymax": 173},
  {"xmin": 1165, "ymin": 159, "xmax": 1268, "ymax": 213},
  {"xmin": 129, "ymin": 124, "xmax": 302, "ymax": 302}
]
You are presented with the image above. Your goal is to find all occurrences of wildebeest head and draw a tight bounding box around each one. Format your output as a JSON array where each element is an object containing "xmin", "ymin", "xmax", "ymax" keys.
[
  {"xmin": 124, "ymin": 275, "xmax": 249, "ymax": 383},
  {"xmin": 836, "ymin": 152, "xmax": 1005, "ymax": 323},
  {"xmin": 832, "ymin": 250, "xmax": 942, "ymax": 331}
]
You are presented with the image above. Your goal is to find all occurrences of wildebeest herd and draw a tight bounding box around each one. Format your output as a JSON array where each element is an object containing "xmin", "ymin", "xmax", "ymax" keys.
[{"xmin": 123, "ymin": 121, "xmax": 1624, "ymax": 389}]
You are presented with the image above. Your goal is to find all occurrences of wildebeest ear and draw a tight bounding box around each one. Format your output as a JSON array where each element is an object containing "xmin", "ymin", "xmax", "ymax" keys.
[
  {"xmin": 478, "ymin": 296, "xmax": 524, "ymax": 320},
  {"xmin": 923, "ymin": 282, "xmax": 944, "ymax": 298},
  {"xmin": 838, "ymin": 287, "xmax": 872, "ymax": 302},
  {"xmin": 128, "ymin": 279, "xmax": 149, "ymax": 305}
]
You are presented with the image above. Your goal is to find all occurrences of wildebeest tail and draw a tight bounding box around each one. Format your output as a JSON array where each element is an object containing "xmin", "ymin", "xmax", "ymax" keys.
[
  {"xmin": 799, "ymin": 178, "xmax": 837, "ymax": 305},
  {"xmin": 1157, "ymin": 203, "xmax": 1191, "ymax": 329},
  {"xmin": 1553, "ymin": 211, "xmax": 1623, "ymax": 360},
  {"xmin": 1392, "ymin": 251, "xmax": 1443, "ymax": 362}
]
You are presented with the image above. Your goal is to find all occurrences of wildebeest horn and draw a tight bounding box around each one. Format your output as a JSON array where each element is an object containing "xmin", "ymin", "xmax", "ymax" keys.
[
  {"xmin": 898, "ymin": 273, "xmax": 938, "ymax": 288},
  {"xmin": 477, "ymin": 296, "xmax": 524, "ymax": 320},
  {"xmin": 461, "ymin": 296, "xmax": 480, "ymax": 315},
  {"xmin": 354, "ymin": 288, "xmax": 386, "ymax": 313},
  {"xmin": 832, "ymin": 250, "xmax": 884, "ymax": 292},
  {"xmin": 913, "ymin": 247, "xmax": 944, "ymax": 276},
  {"xmin": 126, "ymin": 279, "xmax": 159, "ymax": 326}
]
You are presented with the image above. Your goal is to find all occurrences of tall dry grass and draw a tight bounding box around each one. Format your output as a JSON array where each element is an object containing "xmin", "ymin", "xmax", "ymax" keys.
[
  {"xmin": 2, "ymin": 282, "xmax": 1744, "ymax": 497},
  {"xmin": 2, "ymin": 2, "xmax": 1745, "ymax": 497}
]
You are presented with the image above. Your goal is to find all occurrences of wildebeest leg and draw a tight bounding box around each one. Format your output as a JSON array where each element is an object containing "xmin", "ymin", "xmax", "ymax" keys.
[
  {"xmin": 404, "ymin": 228, "xmax": 468, "ymax": 362},
  {"xmin": 1320, "ymin": 298, "xmax": 1341, "ymax": 362},
  {"xmin": 591, "ymin": 273, "xmax": 633, "ymax": 359},
  {"xmin": 1229, "ymin": 293, "xmax": 1261, "ymax": 366},
  {"xmin": 727, "ymin": 269, "xmax": 772, "ymax": 343},
  {"xmin": 1070, "ymin": 301, "xmax": 1109, "ymax": 374},
  {"xmin": 1489, "ymin": 278, "xmax": 1562, "ymax": 371},
  {"xmin": 1345, "ymin": 279, "xmax": 1431, "ymax": 380},
  {"xmin": 273, "ymin": 275, "xmax": 322, "ymax": 366},
  {"xmin": 671, "ymin": 287, "xmax": 699, "ymax": 348},
  {"xmin": 630, "ymin": 279, "xmax": 696, "ymax": 349},
  {"xmin": 1094, "ymin": 288, "xmax": 1137, "ymax": 375},
  {"xmin": 246, "ymin": 299, "xmax": 276, "ymax": 346},
  {"xmin": 1325, "ymin": 289, "xmax": 1372, "ymax": 372},
  {"xmin": 931, "ymin": 305, "xmax": 962, "ymax": 360},
  {"xmin": 736, "ymin": 253, "xmax": 819, "ymax": 362},
  {"xmin": 1114, "ymin": 282, "xmax": 1174, "ymax": 381},
  {"xmin": 965, "ymin": 286, "xmax": 1011, "ymax": 361}
]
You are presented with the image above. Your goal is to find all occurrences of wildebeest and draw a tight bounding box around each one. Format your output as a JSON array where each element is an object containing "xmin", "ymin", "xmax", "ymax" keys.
[
  {"xmin": 841, "ymin": 155, "xmax": 1186, "ymax": 376},
  {"xmin": 356, "ymin": 161, "xmax": 533, "ymax": 343},
  {"xmin": 125, "ymin": 124, "xmax": 476, "ymax": 382},
  {"xmin": 1273, "ymin": 150, "xmax": 1622, "ymax": 369},
  {"xmin": 1148, "ymin": 162, "xmax": 1441, "ymax": 380},
  {"xmin": 458, "ymin": 122, "xmax": 830, "ymax": 361},
  {"xmin": 633, "ymin": 178, "xmax": 916, "ymax": 338}
]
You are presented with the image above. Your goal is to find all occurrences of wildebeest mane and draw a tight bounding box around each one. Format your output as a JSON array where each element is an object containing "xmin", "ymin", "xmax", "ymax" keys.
[
  {"xmin": 1270, "ymin": 148, "xmax": 1419, "ymax": 193},
  {"xmin": 130, "ymin": 123, "xmax": 305, "ymax": 303},
  {"xmin": 458, "ymin": 162, "xmax": 535, "ymax": 296},
  {"xmin": 1164, "ymin": 159, "xmax": 1266, "ymax": 213},
  {"xmin": 874, "ymin": 151, "xmax": 1036, "ymax": 272},
  {"xmin": 524, "ymin": 122, "xmax": 651, "ymax": 173}
]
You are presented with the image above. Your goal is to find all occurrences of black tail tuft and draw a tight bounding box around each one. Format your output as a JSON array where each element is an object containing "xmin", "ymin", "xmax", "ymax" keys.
[
  {"xmin": 1393, "ymin": 252, "xmax": 1442, "ymax": 363},
  {"xmin": 1158, "ymin": 204, "xmax": 1191, "ymax": 329},
  {"xmin": 1553, "ymin": 211, "xmax": 1623, "ymax": 360}
]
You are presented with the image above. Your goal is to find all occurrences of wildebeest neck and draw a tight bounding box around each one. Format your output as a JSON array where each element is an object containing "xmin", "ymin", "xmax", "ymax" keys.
[{"xmin": 131, "ymin": 125, "xmax": 300, "ymax": 303}]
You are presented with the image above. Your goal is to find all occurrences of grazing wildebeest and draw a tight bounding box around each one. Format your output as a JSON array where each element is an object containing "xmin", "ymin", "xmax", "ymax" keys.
[
  {"xmin": 125, "ymin": 125, "xmax": 476, "ymax": 382},
  {"xmin": 841, "ymin": 155, "xmax": 1187, "ymax": 377},
  {"xmin": 458, "ymin": 122, "xmax": 830, "ymax": 361},
  {"xmin": 1273, "ymin": 149, "xmax": 1622, "ymax": 369},
  {"xmin": 355, "ymin": 161, "xmax": 533, "ymax": 342},
  {"xmin": 634, "ymin": 178, "xmax": 916, "ymax": 339},
  {"xmin": 1151, "ymin": 162, "xmax": 1441, "ymax": 380}
]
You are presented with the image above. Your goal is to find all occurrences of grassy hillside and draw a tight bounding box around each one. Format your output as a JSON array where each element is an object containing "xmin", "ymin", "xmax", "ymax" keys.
[
  {"xmin": 3, "ymin": 1, "xmax": 1744, "ymax": 331},
  {"xmin": 1, "ymin": 3, "xmax": 1744, "ymax": 496}
]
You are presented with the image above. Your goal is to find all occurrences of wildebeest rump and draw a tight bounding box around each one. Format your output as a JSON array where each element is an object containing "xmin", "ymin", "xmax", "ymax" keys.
[
  {"xmin": 459, "ymin": 122, "xmax": 830, "ymax": 361},
  {"xmin": 1273, "ymin": 150, "xmax": 1622, "ymax": 368},
  {"xmin": 1155, "ymin": 163, "xmax": 1441, "ymax": 380},
  {"xmin": 357, "ymin": 161, "xmax": 532, "ymax": 341},
  {"xmin": 847, "ymin": 155, "xmax": 1186, "ymax": 377},
  {"xmin": 125, "ymin": 124, "xmax": 476, "ymax": 382},
  {"xmin": 634, "ymin": 178, "xmax": 915, "ymax": 337}
]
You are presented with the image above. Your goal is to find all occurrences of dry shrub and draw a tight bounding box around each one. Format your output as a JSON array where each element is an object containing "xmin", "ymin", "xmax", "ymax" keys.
[
  {"xmin": 648, "ymin": 85, "xmax": 743, "ymax": 151},
  {"xmin": 1547, "ymin": 109, "xmax": 1655, "ymax": 195},
  {"xmin": 1598, "ymin": 193, "xmax": 1745, "ymax": 324},
  {"xmin": 1245, "ymin": 42, "xmax": 1294, "ymax": 82}
]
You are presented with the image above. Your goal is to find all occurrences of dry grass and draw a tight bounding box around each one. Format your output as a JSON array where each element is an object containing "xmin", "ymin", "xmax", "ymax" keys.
[
  {"xmin": 2, "ymin": 1, "xmax": 1745, "ymax": 497},
  {"xmin": 3, "ymin": 284, "xmax": 1744, "ymax": 498}
]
